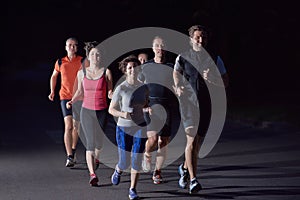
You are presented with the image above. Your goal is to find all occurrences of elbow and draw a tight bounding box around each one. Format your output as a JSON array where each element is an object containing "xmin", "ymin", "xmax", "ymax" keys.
[{"xmin": 108, "ymin": 107, "xmax": 113, "ymax": 115}]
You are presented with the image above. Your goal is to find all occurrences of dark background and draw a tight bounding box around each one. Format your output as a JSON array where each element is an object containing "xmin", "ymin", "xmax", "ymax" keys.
[{"xmin": 0, "ymin": 0, "xmax": 299, "ymax": 133}]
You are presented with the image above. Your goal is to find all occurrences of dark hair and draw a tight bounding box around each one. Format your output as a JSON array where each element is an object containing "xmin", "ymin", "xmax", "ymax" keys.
[
  {"xmin": 188, "ymin": 25, "xmax": 209, "ymax": 47},
  {"xmin": 188, "ymin": 25, "xmax": 208, "ymax": 37},
  {"xmin": 118, "ymin": 55, "xmax": 141, "ymax": 74},
  {"xmin": 84, "ymin": 41, "xmax": 99, "ymax": 57}
]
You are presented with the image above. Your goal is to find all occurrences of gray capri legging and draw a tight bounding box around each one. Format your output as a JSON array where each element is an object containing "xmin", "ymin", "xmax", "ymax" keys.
[
  {"xmin": 80, "ymin": 107, "xmax": 107, "ymax": 151},
  {"xmin": 72, "ymin": 100, "xmax": 83, "ymax": 121}
]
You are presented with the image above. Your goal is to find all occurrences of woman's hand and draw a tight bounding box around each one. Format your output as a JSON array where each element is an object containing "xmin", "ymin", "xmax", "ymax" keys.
[
  {"xmin": 108, "ymin": 91, "xmax": 113, "ymax": 99},
  {"xmin": 122, "ymin": 112, "xmax": 130, "ymax": 119}
]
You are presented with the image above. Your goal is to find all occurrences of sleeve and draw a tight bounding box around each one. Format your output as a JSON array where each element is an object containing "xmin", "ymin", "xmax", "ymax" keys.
[
  {"xmin": 138, "ymin": 71, "xmax": 145, "ymax": 82},
  {"xmin": 216, "ymin": 56, "xmax": 227, "ymax": 75},
  {"xmin": 111, "ymin": 85, "xmax": 121, "ymax": 103},
  {"xmin": 174, "ymin": 55, "xmax": 183, "ymax": 73},
  {"xmin": 54, "ymin": 60, "xmax": 60, "ymax": 72}
]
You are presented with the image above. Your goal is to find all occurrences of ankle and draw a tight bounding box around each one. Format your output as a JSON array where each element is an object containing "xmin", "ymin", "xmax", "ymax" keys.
[
  {"xmin": 116, "ymin": 165, "xmax": 122, "ymax": 174},
  {"xmin": 191, "ymin": 177, "xmax": 197, "ymax": 182},
  {"xmin": 144, "ymin": 152, "xmax": 151, "ymax": 158}
]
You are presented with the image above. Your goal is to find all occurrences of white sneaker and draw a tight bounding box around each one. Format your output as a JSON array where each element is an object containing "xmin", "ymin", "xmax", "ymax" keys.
[{"xmin": 65, "ymin": 157, "xmax": 75, "ymax": 167}]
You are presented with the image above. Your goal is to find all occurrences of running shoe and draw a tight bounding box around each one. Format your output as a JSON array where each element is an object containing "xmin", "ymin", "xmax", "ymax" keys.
[
  {"xmin": 65, "ymin": 157, "xmax": 75, "ymax": 167},
  {"xmin": 178, "ymin": 163, "xmax": 189, "ymax": 189},
  {"xmin": 89, "ymin": 173, "xmax": 99, "ymax": 186},
  {"xmin": 111, "ymin": 168, "xmax": 122, "ymax": 185},
  {"xmin": 189, "ymin": 178, "xmax": 202, "ymax": 194},
  {"xmin": 128, "ymin": 188, "xmax": 139, "ymax": 200},
  {"xmin": 152, "ymin": 170, "xmax": 163, "ymax": 184}
]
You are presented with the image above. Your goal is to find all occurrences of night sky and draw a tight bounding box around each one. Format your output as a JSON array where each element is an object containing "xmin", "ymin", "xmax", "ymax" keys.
[{"xmin": 1, "ymin": 0, "xmax": 300, "ymax": 111}]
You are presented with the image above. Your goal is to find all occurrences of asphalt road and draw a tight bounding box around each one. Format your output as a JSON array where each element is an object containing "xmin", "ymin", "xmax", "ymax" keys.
[{"xmin": 0, "ymin": 81, "xmax": 300, "ymax": 200}]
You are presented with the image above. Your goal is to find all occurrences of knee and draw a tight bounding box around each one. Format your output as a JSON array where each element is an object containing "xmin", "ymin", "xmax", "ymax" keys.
[
  {"xmin": 158, "ymin": 137, "xmax": 169, "ymax": 148},
  {"xmin": 73, "ymin": 123, "xmax": 79, "ymax": 132},
  {"xmin": 185, "ymin": 142, "xmax": 194, "ymax": 152},
  {"xmin": 118, "ymin": 160, "xmax": 130, "ymax": 170},
  {"xmin": 148, "ymin": 135, "xmax": 158, "ymax": 146},
  {"xmin": 65, "ymin": 125, "xmax": 73, "ymax": 132}
]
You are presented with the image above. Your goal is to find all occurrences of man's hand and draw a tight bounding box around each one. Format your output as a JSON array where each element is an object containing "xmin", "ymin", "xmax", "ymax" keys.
[
  {"xmin": 173, "ymin": 85, "xmax": 184, "ymax": 97},
  {"xmin": 48, "ymin": 92, "xmax": 55, "ymax": 101},
  {"xmin": 203, "ymin": 68, "xmax": 210, "ymax": 81}
]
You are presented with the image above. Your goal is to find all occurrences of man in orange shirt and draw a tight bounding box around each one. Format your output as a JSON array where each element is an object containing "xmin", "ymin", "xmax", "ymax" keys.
[{"xmin": 48, "ymin": 37, "xmax": 83, "ymax": 167}]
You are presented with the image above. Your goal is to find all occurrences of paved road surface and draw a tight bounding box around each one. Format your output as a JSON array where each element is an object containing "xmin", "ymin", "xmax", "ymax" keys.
[{"xmin": 0, "ymin": 81, "xmax": 300, "ymax": 200}]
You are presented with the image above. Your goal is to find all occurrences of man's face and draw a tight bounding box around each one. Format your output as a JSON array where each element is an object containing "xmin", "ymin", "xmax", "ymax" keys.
[
  {"xmin": 65, "ymin": 39, "xmax": 78, "ymax": 55},
  {"xmin": 138, "ymin": 53, "xmax": 148, "ymax": 64},
  {"xmin": 152, "ymin": 38, "xmax": 165, "ymax": 57},
  {"xmin": 190, "ymin": 30, "xmax": 208, "ymax": 49}
]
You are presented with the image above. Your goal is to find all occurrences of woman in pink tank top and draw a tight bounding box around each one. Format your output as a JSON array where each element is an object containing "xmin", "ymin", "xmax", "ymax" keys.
[{"xmin": 66, "ymin": 42, "xmax": 113, "ymax": 186}]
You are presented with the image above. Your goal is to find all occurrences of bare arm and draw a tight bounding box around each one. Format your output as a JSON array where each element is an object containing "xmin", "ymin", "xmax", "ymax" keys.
[
  {"xmin": 66, "ymin": 70, "xmax": 84, "ymax": 109},
  {"xmin": 48, "ymin": 70, "xmax": 59, "ymax": 101},
  {"xmin": 105, "ymin": 69, "xmax": 113, "ymax": 99},
  {"xmin": 108, "ymin": 100, "xmax": 129, "ymax": 119},
  {"xmin": 173, "ymin": 70, "xmax": 184, "ymax": 97}
]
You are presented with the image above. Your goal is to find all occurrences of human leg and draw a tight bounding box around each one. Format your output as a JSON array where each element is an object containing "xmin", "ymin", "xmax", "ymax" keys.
[
  {"xmin": 72, "ymin": 119, "xmax": 80, "ymax": 160},
  {"xmin": 64, "ymin": 116, "xmax": 75, "ymax": 167},
  {"xmin": 155, "ymin": 136, "xmax": 169, "ymax": 170},
  {"xmin": 80, "ymin": 108, "xmax": 99, "ymax": 185},
  {"xmin": 192, "ymin": 135, "xmax": 201, "ymax": 176},
  {"xmin": 86, "ymin": 150, "xmax": 98, "ymax": 186},
  {"xmin": 184, "ymin": 128, "xmax": 197, "ymax": 180},
  {"xmin": 129, "ymin": 169, "xmax": 140, "ymax": 200},
  {"xmin": 142, "ymin": 131, "xmax": 157, "ymax": 172},
  {"xmin": 185, "ymin": 128, "xmax": 202, "ymax": 194},
  {"xmin": 112, "ymin": 126, "xmax": 132, "ymax": 185},
  {"xmin": 71, "ymin": 100, "xmax": 83, "ymax": 159},
  {"xmin": 129, "ymin": 126, "xmax": 146, "ymax": 199},
  {"xmin": 60, "ymin": 100, "xmax": 75, "ymax": 167},
  {"xmin": 152, "ymin": 136, "xmax": 169, "ymax": 184}
]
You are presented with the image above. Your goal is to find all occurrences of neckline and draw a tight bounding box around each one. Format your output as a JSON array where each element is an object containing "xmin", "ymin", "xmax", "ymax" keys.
[{"xmin": 84, "ymin": 72, "xmax": 105, "ymax": 81}]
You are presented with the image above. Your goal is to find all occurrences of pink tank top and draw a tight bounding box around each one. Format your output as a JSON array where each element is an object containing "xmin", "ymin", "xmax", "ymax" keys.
[{"xmin": 82, "ymin": 70, "xmax": 108, "ymax": 110}]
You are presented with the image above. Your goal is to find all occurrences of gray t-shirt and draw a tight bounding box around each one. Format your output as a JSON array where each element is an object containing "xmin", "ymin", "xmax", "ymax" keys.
[
  {"xmin": 140, "ymin": 60, "xmax": 174, "ymax": 99},
  {"xmin": 112, "ymin": 80, "xmax": 149, "ymax": 127}
]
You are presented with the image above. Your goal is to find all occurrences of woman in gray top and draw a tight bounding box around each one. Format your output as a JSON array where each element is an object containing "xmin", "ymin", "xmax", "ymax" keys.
[{"xmin": 109, "ymin": 55, "xmax": 149, "ymax": 200}]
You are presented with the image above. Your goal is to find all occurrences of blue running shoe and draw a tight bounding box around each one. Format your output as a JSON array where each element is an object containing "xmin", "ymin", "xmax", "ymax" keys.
[
  {"xmin": 178, "ymin": 163, "xmax": 188, "ymax": 189},
  {"xmin": 129, "ymin": 188, "xmax": 139, "ymax": 200},
  {"xmin": 111, "ymin": 168, "xmax": 122, "ymax": 185}
]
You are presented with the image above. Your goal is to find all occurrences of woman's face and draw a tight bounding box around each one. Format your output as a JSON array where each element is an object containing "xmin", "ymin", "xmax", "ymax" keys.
[
  {"xmin": 88, "ymin": 48, "xmax": 101, "ymax": 64},
  {"xmin": 125, "ymin": 61, "xmax": 139, "ymax": 77}
]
